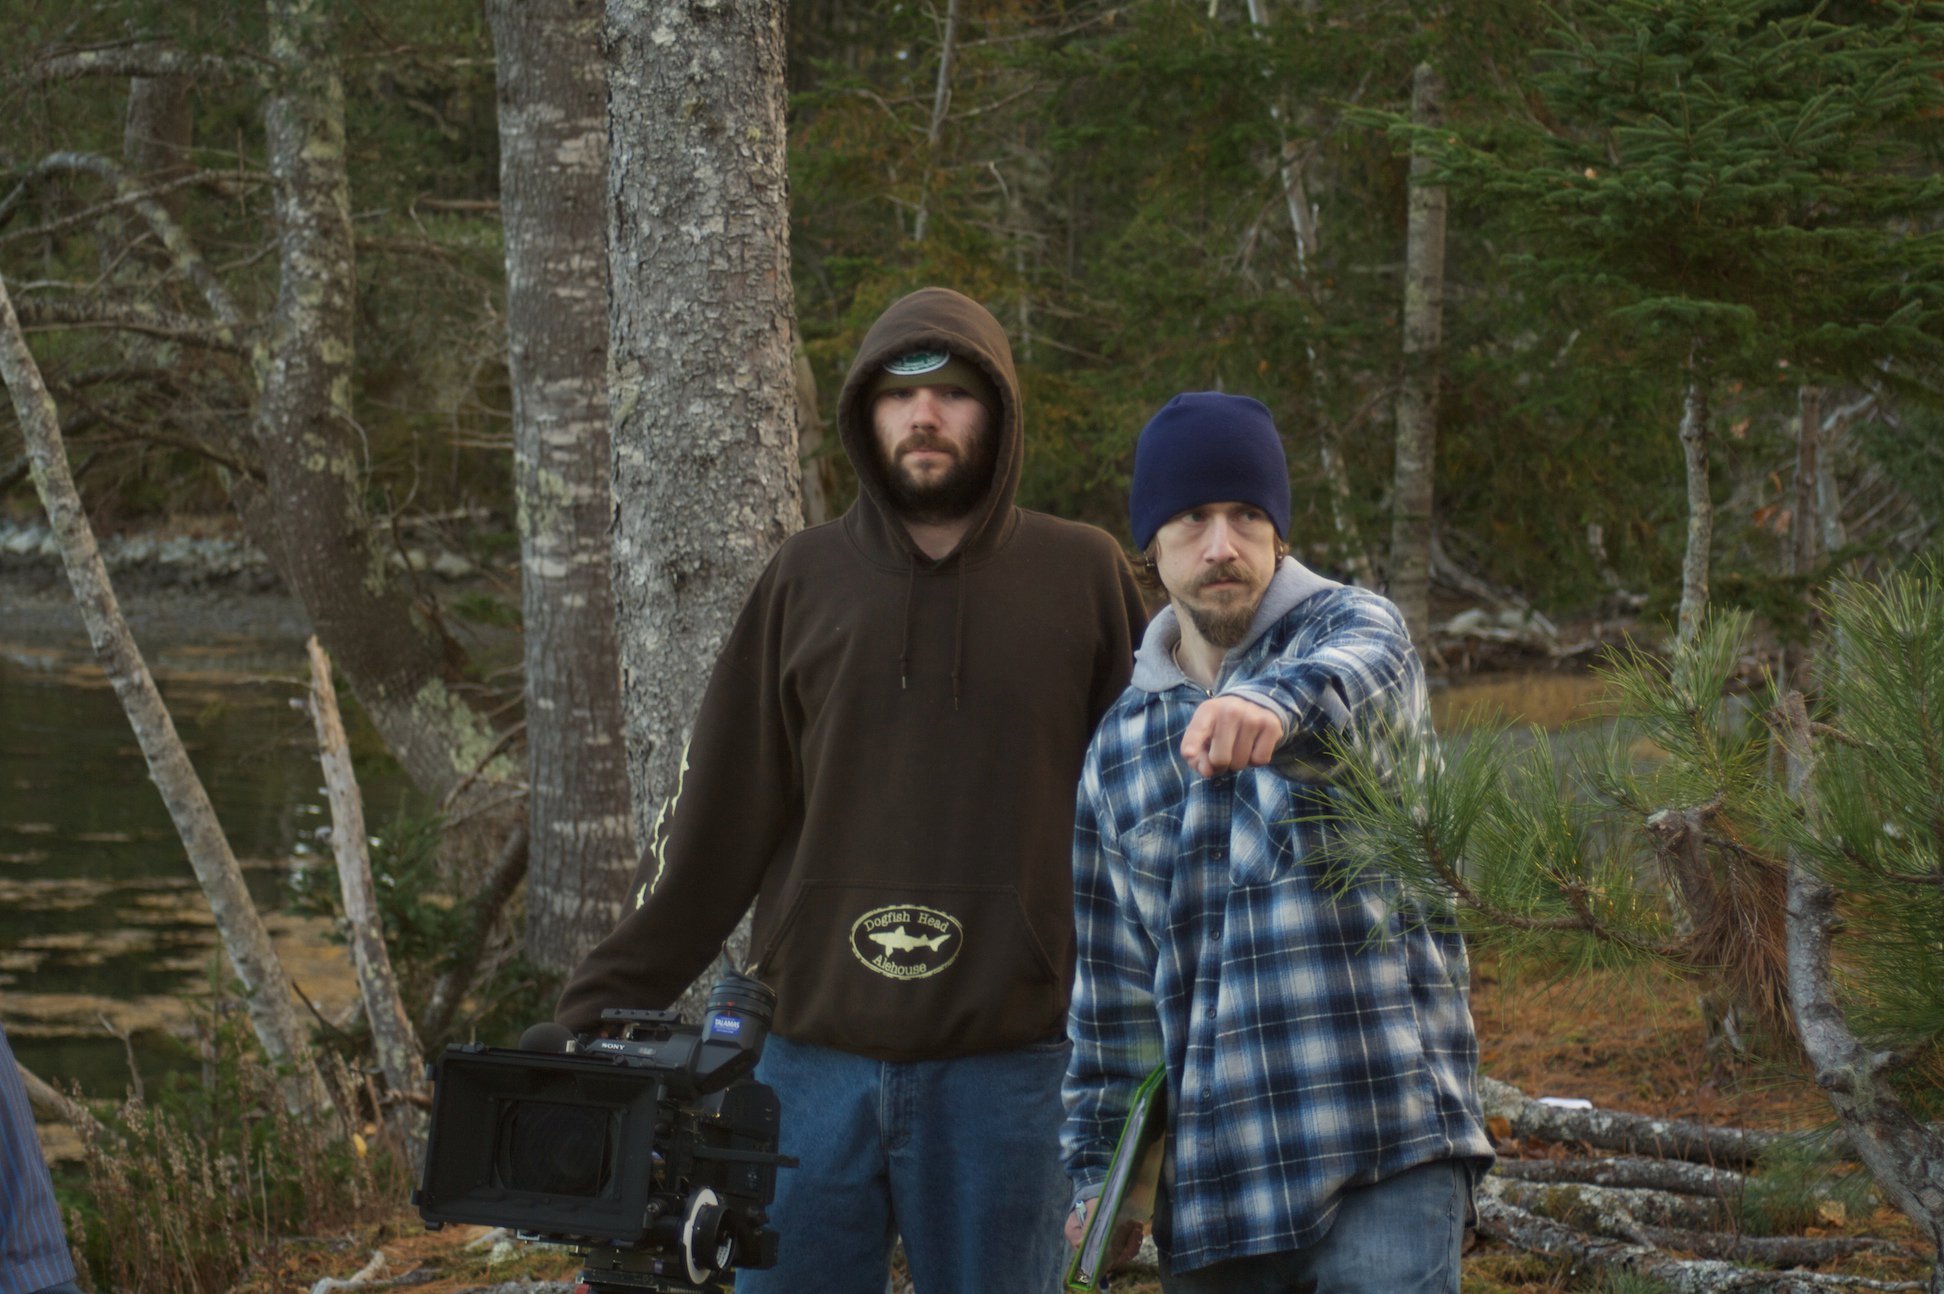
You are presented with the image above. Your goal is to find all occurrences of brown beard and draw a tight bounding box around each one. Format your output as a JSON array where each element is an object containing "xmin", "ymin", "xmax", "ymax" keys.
[{"xmin": 883, "ymin": 428, "xmax": 997, "ymax": 523}]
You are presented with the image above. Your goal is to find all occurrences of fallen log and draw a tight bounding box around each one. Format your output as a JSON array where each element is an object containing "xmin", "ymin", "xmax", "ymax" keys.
[
  {"xmin": 1477, "ymin": 1184, "xmax": 1924, "ymax": 1292},
  {"xmin": 1633, "ymin": 1225, "xmax": 1911, "ymax": 1267},
  {"xmin": 1489, "ymin": 1174, "xmax": 1729, "ymax": 1232},
  {"xmin": 1481, "ymin": 1076, "xmax": 1813, "ymax": 1168},
  {"xmin": 16, "ymin": 1061, "xmax": 113, "ymax": 1144},
  {"xmin": 1494, "ymin": 1154, "xmax": 1746, "ymax": 1197},
  {"xmin": 309, "ymin": 1250, "xmax": 385, "ymax": 1294}
]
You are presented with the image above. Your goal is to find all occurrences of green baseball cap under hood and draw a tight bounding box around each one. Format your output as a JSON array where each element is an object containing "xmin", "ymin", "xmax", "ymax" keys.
[{"xmin": 836, "ymin": 287, "xmax": 1023, "ymax": 567}]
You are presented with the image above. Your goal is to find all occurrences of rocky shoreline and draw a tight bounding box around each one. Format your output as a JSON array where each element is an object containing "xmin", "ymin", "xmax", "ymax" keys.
[
  {"xmin": 0, "ymin": 520, "xmax": 500, "ymax": 657},
  {"xmin": 2, "ymin": 518, "xmax": 1617, "ymax": 677}
]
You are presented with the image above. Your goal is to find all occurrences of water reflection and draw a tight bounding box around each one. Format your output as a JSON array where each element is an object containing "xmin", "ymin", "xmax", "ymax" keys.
[{"xmin": 0, "ymin": 643, "xmax": 413, "ymax": 1099}]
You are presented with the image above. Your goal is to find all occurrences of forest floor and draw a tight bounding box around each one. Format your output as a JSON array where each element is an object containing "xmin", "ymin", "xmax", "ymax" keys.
[{"xmin": 244, "ymin": 952, "xmax": 1932, "ymax": 1294}]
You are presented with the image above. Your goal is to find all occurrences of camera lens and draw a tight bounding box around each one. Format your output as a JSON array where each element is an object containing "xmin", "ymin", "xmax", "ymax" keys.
[
  {"xmin": 496, "ymin": 1099, "xmax": 613, "ymax": 1197},
  {"xmin": 707, "ymin": 972, "xmax": 776, "ymax": 1027},
  {"xmin": 682, "ymin": 1189, "xmax": 739, "ymax": 1283}
]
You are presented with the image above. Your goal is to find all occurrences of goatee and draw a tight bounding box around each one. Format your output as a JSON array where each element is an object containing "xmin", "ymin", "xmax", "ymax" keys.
[
  {"xmin": 1179, "ymin": 561, "xmax": 1261, "ymax": 648},
  {"xmin": 1183, "ymin": 601, "xmax": 1255, "ymax": 649}
]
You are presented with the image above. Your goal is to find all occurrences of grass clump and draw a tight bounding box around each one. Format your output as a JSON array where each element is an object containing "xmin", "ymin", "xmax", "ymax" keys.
[{"xmin": 60, "ymin": 999, "xmax": 407, "ymax": 1294}]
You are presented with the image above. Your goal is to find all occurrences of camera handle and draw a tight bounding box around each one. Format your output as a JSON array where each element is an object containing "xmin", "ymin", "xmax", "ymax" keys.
[{"xmin": 690, "ymin": 1144, "xmax": 799, "ymax": 1170}]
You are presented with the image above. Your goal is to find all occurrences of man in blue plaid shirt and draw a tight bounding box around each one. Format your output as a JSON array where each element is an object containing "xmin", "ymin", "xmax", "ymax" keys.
[{"xmin": 1061, "ymin": 393, "xmax": 1493, "ymax": 1293}]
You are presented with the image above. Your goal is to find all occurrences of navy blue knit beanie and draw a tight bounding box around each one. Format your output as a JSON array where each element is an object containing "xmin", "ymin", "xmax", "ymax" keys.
[{"xmin": 1128, "ymin": 392, "xmax": 1291, "ymax": 549}]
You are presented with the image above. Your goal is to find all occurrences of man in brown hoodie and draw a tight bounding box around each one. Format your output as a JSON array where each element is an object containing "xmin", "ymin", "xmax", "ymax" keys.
[{"xmin": 557, "ymin": 287, "xmax": 1146, "ymax": 1292}]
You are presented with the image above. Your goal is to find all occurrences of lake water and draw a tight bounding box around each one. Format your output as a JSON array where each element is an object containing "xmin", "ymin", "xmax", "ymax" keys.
[{"xmin": 0, "ymin": 635, "xmax": 414, "ymax": 1100}]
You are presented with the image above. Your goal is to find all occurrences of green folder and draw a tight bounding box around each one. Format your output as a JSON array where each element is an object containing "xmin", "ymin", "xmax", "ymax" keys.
[{"xmin": 1064, "ymin": 1064, "xmax": 1169, "ymax": 1293}]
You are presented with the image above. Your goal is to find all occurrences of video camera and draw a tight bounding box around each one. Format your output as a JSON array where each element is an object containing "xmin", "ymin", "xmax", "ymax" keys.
[{"xmin": 413, "ymin": 971, "xmax": 795, "ymax": 1292}]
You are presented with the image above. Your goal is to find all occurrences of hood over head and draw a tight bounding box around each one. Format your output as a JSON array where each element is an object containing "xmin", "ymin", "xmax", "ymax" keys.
[{"xmin": 836, "ymin": 287, "xmax": 1023, "ymax": 566}]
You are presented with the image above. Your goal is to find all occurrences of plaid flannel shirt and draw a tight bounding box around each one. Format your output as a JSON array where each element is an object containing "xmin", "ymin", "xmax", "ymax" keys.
[{"xmin": 1061, "ymin": 559, "xmax": 1492, "ymax": 1273}]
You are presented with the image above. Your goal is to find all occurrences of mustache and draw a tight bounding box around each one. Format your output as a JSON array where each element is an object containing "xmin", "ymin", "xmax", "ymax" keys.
[
  {"xmin": 896, "ymin": 434, "xmax": 961, "ymax": 460},
  {"xmin": 1193, "ymin": 562, "xmax": 1252, "ymax": 592}
]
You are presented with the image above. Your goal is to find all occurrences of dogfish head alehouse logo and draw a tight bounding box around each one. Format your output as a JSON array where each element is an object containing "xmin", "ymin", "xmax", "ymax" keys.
[{"xmin": 850, "ymin": 904, "xmax": 963, "ymax": 981}]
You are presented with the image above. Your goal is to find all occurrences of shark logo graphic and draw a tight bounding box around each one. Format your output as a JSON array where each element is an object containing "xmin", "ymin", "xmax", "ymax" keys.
[
  {"xmin": 850, "ymin": 904, "xmax": 964, "ymax": 980},
  {"xmin": 867, "ymin": 925, "xmax": 951, "ymax": 955}
]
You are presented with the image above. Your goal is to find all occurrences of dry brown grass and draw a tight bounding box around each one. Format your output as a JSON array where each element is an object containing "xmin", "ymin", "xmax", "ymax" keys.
[{"xmin": 64, "ymin": 1037, "xmax": 410, "ymax": 1294}]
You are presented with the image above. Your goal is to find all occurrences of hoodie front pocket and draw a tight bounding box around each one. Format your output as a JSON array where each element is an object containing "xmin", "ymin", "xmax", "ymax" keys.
[{"xmin": 751, "ymin": 879, "xmax": 1067, "ymax": 1054}]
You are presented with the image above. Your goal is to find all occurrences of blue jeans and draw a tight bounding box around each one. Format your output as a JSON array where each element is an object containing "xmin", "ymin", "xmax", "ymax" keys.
[
  {"xmin": 1158, "ymin": 1160, "xmax": 1469, "ymax": 1294},
  {"xmin": 736, "ymin": 1033, "xmax": 1072, "ymax": 1294}
]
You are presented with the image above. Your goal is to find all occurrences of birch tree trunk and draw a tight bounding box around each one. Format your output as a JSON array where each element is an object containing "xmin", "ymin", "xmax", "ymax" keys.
[
  {"xmin": 0, "ymin": 270, "xmax": 335, "ymax": 1122},
  {"xmin": 489, "ymin": 0, "xmax": 637, "ymax": 973},
  {"xmin": 257, "ymin": 0, "xmax": 519, "ymax": 817},
  {"xmin": 1794, "ymin": 386, "xmax": 1822, "ymax": 581},
  {"xmin": 1387, "ymin": 62, "xmax": 1446, "ymax": 645},
  {"xmin": 1676, "ymin": 350, "xmax": 1712, "ymax": 648},
  {"xmin": 1778, "ymin": 693, "xmax": 1944, "ymax": 1294},
  {"xmin": 910, "ymin": 0, "xmax": 960, "ymax": 244},
  {"xmin": 605, "ymin": 0, "xmax": 803, "ymax": 851},
  {"xmin": 1783, "ymin": 385, "xmax": 1825, "ymax": 689},
  {"xmin": 1245, "ymin": 0, "xmax": 1318, "ymax": 271},
  {"xmin": 1245, "ymin": 0, "xmax": 1372, "ymax": 586},
  {"xmin": 1818, "ymin": 399, "xmax": 1855, "ymax": 562},
  {"xmin": 306, "ymin": 638, "xmax": 428, "ymax": 1167}
]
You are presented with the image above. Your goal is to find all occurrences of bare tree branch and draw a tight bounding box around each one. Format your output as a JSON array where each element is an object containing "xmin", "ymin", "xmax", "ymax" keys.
[
  {"xmin": 17, "ymin": 153, "xmax": 244, "ymax": 329},
  {"xmin": 307, "ymin": 637, "xmax": 428, "ymax": 1169},
  {"xmin": 13, "ymin": 296, "xmax": 248, "ymax": 355},
  {"xmin": 0, "ymin": 167, "xmax": 267, "ymax": 246},
  {"xmin": 28, "ymin": 43, "xmax": 259, "ymax": 84},
  {"xmin": 16, "ymin": 1060, "xmax": 114, "ymax": 1143}
]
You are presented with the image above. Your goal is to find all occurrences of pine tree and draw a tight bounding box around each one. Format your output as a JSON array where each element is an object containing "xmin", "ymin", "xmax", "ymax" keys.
[
  {"xmin": 1325, "ymin": 565, "xmax": 1944, "ymax": 1285},
  {"xmin": 1381, "ymin": 0, "xmax": 1944, "ymax": 635}
]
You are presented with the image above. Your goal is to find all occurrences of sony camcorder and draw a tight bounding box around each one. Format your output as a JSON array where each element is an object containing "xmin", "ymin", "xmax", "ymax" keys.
[{"xmin": 413, "ymin": 971, "xmax": 795, "ymax": 1292}]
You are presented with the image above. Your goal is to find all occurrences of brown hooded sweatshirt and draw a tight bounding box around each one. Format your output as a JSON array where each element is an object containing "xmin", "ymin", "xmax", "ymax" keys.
[{"xmin": 556, "ymin": 288, "xmax": 1146, "ymax": 1059}]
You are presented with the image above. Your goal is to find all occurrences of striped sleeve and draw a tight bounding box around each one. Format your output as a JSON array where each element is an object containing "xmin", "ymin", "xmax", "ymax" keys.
[
  {"xmin": 1061, "ymin": 757, "xmax": 1165, "ymax": 1195},
  {"xmin": 0, "ymin": 1025, "xmax": 78, "ymax": 1294},
  {"xmin": 1221, "ymin": 589, "xmax": 1417, "ymax": 742}
]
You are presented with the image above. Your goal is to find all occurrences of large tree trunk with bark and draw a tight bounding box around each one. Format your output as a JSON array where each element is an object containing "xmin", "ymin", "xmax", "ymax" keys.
[
  {"xmin": 256, "ymin": 0, "xmax": 520, "ymax": 820},
  {"xmin": 489, "ymin": 0, "xmax": 637, "ymax": 974},
  {"xmin": 0, "ymin": 271, "xmax": 336, "ymax": 1122},
  {"xmin": 1388, "ymin": 61, "xmax": 1446, "ymax": 645},
  {"xmin": 605, "ymin": 0, "xmax": 803, "ymax": 864}
]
